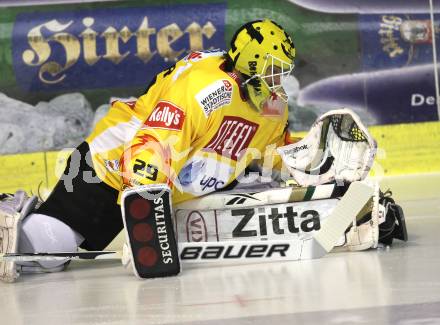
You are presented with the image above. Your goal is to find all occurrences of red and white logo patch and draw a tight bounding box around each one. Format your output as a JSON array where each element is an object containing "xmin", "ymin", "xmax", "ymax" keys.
[
  {"xmin": 185, "ymin": 51, "xmax": 203, "ymax": 61},
  {"xmin": 204, "ymin": 116, "xmax": 259, "ymax": 161},
  {"xmin": 184, "ymin": 50, "xmax": 223, "ymax": 62},
  {"xmin": 222, "ymin": 79, "xmax": 232, "ymax": 91},
  {"xmin": 144, "ymin": 101, "xmax": 185, "ymax": 131}
]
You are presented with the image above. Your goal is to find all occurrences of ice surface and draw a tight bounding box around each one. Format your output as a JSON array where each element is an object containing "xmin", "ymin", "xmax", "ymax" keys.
[{"xmin": 1, "ymin": 176, "xmax": 439, "ymax": 325}]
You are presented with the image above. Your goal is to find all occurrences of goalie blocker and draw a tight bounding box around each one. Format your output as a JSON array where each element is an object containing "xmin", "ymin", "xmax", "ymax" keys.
[{"xmin": 121, "ymin": 185, "xmax": 180, "ymax": 279}]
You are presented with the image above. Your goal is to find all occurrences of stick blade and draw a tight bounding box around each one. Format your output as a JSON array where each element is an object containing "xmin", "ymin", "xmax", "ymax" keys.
[
  {"xmin": 301, "ymin": 181, "xmax": 374, "ymax": 259},
  {"xmin": 1, "ymin": 251, "xmax": 117, "ymax": 262}
]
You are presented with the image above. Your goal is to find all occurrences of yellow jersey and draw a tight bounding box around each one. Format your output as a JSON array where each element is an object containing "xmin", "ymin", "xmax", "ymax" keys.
[{"xmin": 86, "ymin": 51, "xmax": 290, "ymax": 204}]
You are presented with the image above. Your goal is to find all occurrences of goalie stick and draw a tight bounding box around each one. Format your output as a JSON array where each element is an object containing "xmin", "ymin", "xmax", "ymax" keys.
[
  {"xmin": 175, "ymin": 182, "xmax": 347, "ymax": 210},
  {"xmin": 1, "ymin": 182, "xmax": 373, "ymax": 264},
  {"xmin": 0, "ymin": 251, "xmax": 121, "ymax": 262}
]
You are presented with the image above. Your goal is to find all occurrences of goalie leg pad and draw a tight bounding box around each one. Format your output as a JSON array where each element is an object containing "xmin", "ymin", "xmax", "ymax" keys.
[
  {"xmin": 176, "ymin": 182, "xmax": 381, "ymax": 253},
  {"xmin": 0, "ymin": 191, "xmax": 38, "ymax": 282},
  {"xmin": 121, "ymin": 185, "xmax": 180, "ymax": 279}
]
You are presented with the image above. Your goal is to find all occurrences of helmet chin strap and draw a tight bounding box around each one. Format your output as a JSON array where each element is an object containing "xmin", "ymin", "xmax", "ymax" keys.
[
  {"xmin": 244, "ymin": 78, "xmax": 286, "ymax": 115},
  {"xmin": 261, "ymin": 93, "xmax": 286, "ymax": 117}
]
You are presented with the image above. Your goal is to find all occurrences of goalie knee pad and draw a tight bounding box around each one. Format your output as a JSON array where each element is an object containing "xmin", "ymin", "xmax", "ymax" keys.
[{"xmin": 18, "ymin": 213, "xmax": 84, "ymax": 272}]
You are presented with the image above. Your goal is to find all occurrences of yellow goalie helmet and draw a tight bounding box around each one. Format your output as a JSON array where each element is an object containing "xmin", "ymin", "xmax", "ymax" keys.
[{"xmin": 227, "ymin": 19, "xmax": 296, "ymax": 113}]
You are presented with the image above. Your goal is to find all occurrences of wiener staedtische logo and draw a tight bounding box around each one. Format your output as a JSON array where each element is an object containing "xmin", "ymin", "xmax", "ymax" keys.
[
  {"xmin": 196, "ymin": 79, "xmax": 233, "ymax": 116},
  {"xmin": 12, "ymin": 3, "xmax": 226, "ymax": 91}
]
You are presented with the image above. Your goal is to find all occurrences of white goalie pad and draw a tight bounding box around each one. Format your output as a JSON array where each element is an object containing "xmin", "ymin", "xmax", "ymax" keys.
[
  {"xmin": 277, "ymin": 108, "xmax": 377, "ymax": 186},
  {"xmin": 174, "ymin": 183, "xmax": 381, "ymax": 252}
]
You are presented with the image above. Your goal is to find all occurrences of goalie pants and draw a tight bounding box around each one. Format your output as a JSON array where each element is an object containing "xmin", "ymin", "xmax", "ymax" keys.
[{"xmin": 34, "ymin": 142, "xmax": 124, "ymax": 251}]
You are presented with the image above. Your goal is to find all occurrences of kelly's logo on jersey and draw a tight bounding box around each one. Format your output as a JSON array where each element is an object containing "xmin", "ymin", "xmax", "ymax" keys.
[
  {"xmin": 204, "ymin": 116, "xmax": 258, "ymax": 161},
  {"xmin": 144, "ymin": 101, "xmax": 185, "ymax": 131},
  {"xmin": 196, "ymin": 79, "xmax": 233, "ymax": 116}
]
